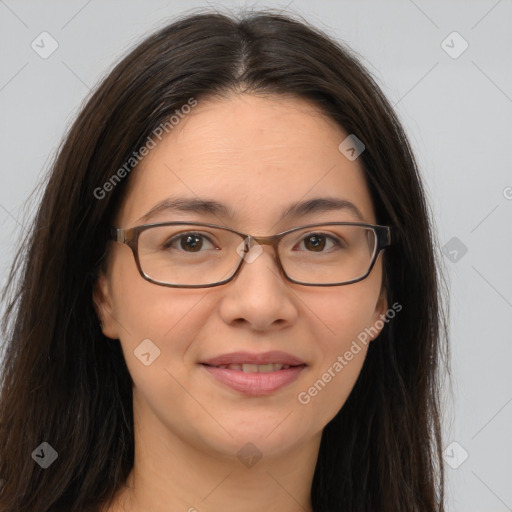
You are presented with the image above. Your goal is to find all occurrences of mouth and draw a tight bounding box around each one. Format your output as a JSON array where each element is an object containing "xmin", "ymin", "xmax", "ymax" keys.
[
  {"xmin": 199, "ymin": 351, "xmax": 307, "ymax": 395},
  {"xmin": 204, "ymin": 363, "xmax": 298, "ymax": 372}
]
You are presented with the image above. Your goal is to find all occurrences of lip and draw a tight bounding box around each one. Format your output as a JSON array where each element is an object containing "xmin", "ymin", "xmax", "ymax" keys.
[
  {"xmin": 200, "ymin": 351, "xmax": 305, "ymax": 367},
  {"xmin": 201, "ymin": 365, "xmax": 306, "ymax": 395},
  {"xmin": 200, "ymin": 351, "xmax": 307, "ymax": 396}
]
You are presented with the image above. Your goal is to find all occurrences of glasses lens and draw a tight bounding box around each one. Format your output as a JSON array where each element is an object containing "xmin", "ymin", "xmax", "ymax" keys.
[
  {"xmin": 279, "ymin": 224, "xmax": 377, "ymax": 284},
  {"xmin": 136, "ymin": 223, "xmax": 378, "ymax": 286},
  {"xmin": 137, "ymin": 224, "xmax": 242, "ymax": 286}
]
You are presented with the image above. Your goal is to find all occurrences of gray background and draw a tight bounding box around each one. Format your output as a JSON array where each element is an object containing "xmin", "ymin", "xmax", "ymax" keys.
[{"xmin": 1, "ymin": 1, "xmax": 511, "ymax": 510}]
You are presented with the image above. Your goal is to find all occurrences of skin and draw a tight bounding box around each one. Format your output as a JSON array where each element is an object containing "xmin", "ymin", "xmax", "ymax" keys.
[{"xmin": 94, "ymin": 92, "xmax": 388, "ymax": 512}]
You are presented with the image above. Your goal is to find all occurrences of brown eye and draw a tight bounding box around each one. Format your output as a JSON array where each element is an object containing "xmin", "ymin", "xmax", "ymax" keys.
[
  {"xmin": 180, "ymin": 234, "xmax": 203, "ymax": 252},
  {"xmin": 304, "ymin": 234, "xmax": 326, "ymax": 252},
  {"xmin": 297, "ymin": 233, "xmax": 340, "ymax": 252},
  {"xmin": 163, "ymin": 232, "xmax": 215, "ymax": 252}
]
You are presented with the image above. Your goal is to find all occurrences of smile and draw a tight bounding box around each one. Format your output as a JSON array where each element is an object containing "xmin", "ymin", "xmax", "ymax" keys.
[{"xmin": 199, "ymin": 351, "xmax": 307, "ymax": 395}]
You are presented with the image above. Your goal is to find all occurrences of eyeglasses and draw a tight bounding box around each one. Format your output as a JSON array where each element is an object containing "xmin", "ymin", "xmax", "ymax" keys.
[{"xmin": 109, "ymin": 221, "xmax": 391, "ymax": 288}]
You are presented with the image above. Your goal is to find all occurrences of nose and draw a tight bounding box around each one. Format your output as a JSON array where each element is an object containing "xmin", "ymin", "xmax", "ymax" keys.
[{"xmin": 217, "ymin": 242, "xmax": 299, "ymax": 331}]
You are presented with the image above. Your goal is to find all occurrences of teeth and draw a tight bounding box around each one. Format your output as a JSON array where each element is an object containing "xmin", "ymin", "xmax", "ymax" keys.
[
  {"xmin": 242, "ymin": 363, "xmax": 260, "ymax": 373},
  {"xmin": 218, "ymin": 363, "xmax": 291, "ymax": 372}
]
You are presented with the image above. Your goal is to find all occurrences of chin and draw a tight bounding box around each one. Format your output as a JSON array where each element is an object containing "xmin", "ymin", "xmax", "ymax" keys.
[{"xmin": 197, "ymin": 416, "xmax": 307, "ymax": 458}]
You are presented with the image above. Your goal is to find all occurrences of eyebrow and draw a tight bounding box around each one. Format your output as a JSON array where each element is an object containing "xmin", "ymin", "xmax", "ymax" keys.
[{"xmin": 134, "ymin": 195, "xmax": 365, "ymax": 225}]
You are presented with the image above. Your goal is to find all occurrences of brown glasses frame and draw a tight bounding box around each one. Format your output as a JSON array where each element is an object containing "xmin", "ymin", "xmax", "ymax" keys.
[{"xmin": 109, "ymin": 221, "xmax": 392, "ymax": 288}]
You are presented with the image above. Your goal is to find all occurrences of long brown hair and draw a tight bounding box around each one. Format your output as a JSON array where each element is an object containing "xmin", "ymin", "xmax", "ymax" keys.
[{"xmin": 0, "ymin": 10, "xmax": 449, "ymax": 512}]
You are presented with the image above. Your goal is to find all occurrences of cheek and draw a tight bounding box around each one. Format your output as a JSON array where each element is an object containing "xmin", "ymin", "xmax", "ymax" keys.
[
  {"xmin": 307, "ymin": 272, "xmax": 382, "ymax": 345},
  {"xmin": 108, "ymin": 255, "xmax": 214, "ymax": 373},
  {"xmin": 107, "ymin": 261, "xmax": 227, "ymax": 444},
  {"xmin": 297, "ymin": 282, "xmax": 381, "ymax": 422}
]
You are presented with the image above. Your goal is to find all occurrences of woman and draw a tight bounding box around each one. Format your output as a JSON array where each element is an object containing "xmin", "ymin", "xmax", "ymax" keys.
[{"xmin": 0, "ymin": 10, "xmax": 448, "ymax": 512}]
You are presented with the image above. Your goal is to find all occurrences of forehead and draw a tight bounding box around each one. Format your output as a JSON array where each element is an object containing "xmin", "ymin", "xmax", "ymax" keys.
[{"xmin": 116, "ymin": 93, "xmax": 376, "ymax": 230}]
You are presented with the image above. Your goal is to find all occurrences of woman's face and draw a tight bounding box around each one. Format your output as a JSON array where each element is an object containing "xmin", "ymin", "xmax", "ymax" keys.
[{"xmin": 95, "ymin": 93, "xmax": 387, "ymax": 462}]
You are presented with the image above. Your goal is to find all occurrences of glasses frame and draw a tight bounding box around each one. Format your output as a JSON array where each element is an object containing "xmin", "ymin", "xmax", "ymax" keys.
[{"xmin": 109, "ymin": 221, "xmax": 391, "ymax": 288}]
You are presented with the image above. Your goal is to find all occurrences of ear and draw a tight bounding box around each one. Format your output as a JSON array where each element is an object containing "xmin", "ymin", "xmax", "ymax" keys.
[
  {"xmin": 92, "ymin": 272, "xmax": 120, "ymax": 339},
  {"xmin": 368, "ymin": 286, "xmax": 389, "ymax": 342}
]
